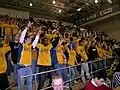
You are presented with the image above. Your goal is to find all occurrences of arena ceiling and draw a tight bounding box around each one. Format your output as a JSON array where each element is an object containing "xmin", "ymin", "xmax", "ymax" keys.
[{"xmin": 0, "ymin": 0, "xmax": 119, "ymax": 23}]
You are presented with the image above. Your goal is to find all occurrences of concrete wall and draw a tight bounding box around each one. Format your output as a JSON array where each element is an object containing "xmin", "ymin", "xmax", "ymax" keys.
[
  {"xmin": 107, "ymin": 30, "xmax": 120, "ymax": 41},
  {"xmin": 33, "ymin": 17, "xmax": 73, "ymax": 26},
  {"xmin": 0, "ymin": 7, "xmax": 29, "ymax": 19},
  {"xmin": 86, "ymin": 15, "xmax": 120, "ymax": 40}
]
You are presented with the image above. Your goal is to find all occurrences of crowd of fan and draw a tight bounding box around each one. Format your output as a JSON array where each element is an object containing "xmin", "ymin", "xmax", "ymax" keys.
[{"xmin": 0, "ymin": 14, "xmax": 120, "ymax": 90}]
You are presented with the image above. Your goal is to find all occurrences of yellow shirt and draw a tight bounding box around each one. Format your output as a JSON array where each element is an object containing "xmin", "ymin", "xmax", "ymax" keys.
[
  {"xmin": 51, "ymin": 34, "xmax": 57, "ymax": 39},
  {"xmin": 83, "ymin": 40, "xmax": 88, "ymax": 46},
  {"xmin": 10, "ymin": 24, "xmax": 19, "ymax": 34},
  {"xmin": 76, "ymin": 45, "xmax": 88, "ymax": 62},
  {"xmin": 56, "ymin": 45, "xmax": 65, "ymax": 64},
  {"xmin": 45, "ymin": 34, "xmax": 51, "ymax": 39},
  {"xmin": 109, "ymin": 49, "xmax": 113, "ymax": 56},
  {"xmin": 75, "ymin": 39, "xmax": 80, "ymax": 48},
  {"xmin": 68, "ymin": 49, "xmax": 77, "ymax": 65},
  {"xmin": 4, "ymin": 23, "xmax": 11, "ymax": 34},
  {"xmin": 0, "ymin": 47, "xmax": 7, "ymax": 74},
  {"xmin": 0, "ymin": 22, "xmax": 5, "ymax": 27},
  {"xmin": 20, "ymin": 44, "xmax": 32, "ymax": 65},
  {"xmin": 32, "ymin": 50, "xmax": 37, "ymax": 60},
  {"xmin": 37, "ymin": 44, "xmax": 52, "ymax": 66},
  {"xmin": 3, "ymin": 43, "xmax": 11, "ymax": 53},
  {"xmin": 0, "ymin": 22, "xmax": 5, "ymax": 36},
  {"xmin": 96, "ymin": 46, "xmax": 105, "ymax": 58}
]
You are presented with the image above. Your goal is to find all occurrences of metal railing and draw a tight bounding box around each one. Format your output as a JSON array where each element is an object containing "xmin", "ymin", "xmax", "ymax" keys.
[{"xmin": 19, "ymin": 56, "xmax": 118, "ymax": 90}]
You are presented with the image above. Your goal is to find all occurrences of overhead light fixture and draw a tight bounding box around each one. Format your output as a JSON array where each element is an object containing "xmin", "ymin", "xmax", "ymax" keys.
[
  {"xmin": 77, "ymin": 8, "xmax": 81, "ymax": 11},
  {"xmin": 52, "ymin": 0, "xmax": 56, "ymax": 4},
  {"xmin": 74, "ymin": 25, "xmax": 77, "ymax": 27},
  {"xmin": 29, "ymin": 3, "xmax": 33, "ymax": 6},
  {"xmin": 59, "ymin": 9, "xmax": 61, "ymax": 13},
  {"xmin": 107, "ymin": 0, "xmax": 112, "ymax": 4},
  {"xmin": 95, "ymin": 0, "xmax": 98, "ymax": 3}
]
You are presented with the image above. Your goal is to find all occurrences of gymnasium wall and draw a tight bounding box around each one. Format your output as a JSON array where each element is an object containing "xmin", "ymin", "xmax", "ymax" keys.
[
  {"xmin": 33, "ymin": 16, "xmax": 73, "ymax": 26},
  {"xmin": 0, "ymin": 7, "xmax": 29, "ymax": 19},
  {"xmin": 85, "ymin": 15, "xmax": 120, "ymax": 41}
]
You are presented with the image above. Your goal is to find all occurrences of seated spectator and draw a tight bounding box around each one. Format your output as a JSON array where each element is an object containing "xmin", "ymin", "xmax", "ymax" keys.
[
  {"xmin": 52, "ymin": 74, "xmax": 64, "ymax": 90},
  {"xmin": 110, "ymin": 62, "xmax": 120, "ymax": 89},
  {"xmin": 84, "ymin": 72, "xmax": 112, "ymax": 90}
]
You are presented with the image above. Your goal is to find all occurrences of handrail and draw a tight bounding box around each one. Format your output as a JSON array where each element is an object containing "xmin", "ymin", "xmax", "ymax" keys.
[
  {"xmin": 21, "ymin": 58, "xmax": 113, "ymax": 78},
  {"xmin": 7, "ymin": 56, "xmax": 119, "ymax": 90}
]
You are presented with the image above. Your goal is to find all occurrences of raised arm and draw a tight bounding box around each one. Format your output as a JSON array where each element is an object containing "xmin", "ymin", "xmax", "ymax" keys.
[
  {"xmin": 32, "ymin": 29, "xmax": 42, "ymax": 48},
  {"xmin": 19, "ymin": 27, "xmax": 28, "ymax": 44},
  {"xmin": 32, "ymin": 34, "xmax": 40, "ymax": 48},
  {"xmin": 52, "ymin": 36, "xmax": 60, "ymax": 48},
  {"xmin": 19, "ymin": 21, "xmax": 32, "ymax": 44}
]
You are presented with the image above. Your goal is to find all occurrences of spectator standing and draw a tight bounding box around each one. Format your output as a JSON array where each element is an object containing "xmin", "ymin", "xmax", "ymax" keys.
[
  {"xmin": 17, "ymin": 22, "xmax": 40, "ymax": 90},
  {"xmin": 76, "ymin": 40, "xmax": 90, "ymax": 83},
  {"xmin": 9, "ymin": 34, "xmax": 20, "ymax": 83},
  {"xmin": 0, "ymin": 39, "xmax": 9, "ymax": 90},
  {"xmin": 36, "ymin": 35, "xmax": 59, "ymax": 90},
  {"xmin": 88, "ymin": 41, "xmax": 99, "ymax": 73}
]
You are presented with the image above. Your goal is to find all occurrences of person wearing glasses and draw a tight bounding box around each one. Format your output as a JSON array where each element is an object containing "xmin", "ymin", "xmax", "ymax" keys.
[{"xmin": 52, "ymin": 74, "xmax": 64, "ymax": 90}]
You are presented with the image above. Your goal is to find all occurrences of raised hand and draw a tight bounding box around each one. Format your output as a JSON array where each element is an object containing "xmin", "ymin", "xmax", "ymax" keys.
[{"xmin": 27, "ymin": 21, "xmax": 33, "ymax": 28}]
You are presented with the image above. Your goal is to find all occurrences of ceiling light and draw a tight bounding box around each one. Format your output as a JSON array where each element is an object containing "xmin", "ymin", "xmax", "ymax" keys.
[
  {"xmin": 74, "ymin": 25, "xmax": 76, "ymax": 27},
  {"xmin": 77, "ymin": 8, "xmax": 81, "ymax": 11},
  {"xmin": 59, "ymin": 9, "xmax": 61, "ymax": 13},
  {"xmin": 95, "ymin": 0, "xmax": 98, "ymax": 3},
  {"xmin": 29, "ymin": 3, "xmax": 33, "ymax": 6},
  {"xmin": 80, "ymin": 28, "xmax": 86, "ymax": 31},
  {"xmin": 52, "ymin": 0, "xmax": 56, "ymax": 4}
]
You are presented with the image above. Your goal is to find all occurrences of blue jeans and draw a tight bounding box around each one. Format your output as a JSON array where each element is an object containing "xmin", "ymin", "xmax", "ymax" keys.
[
  {"xmin": 17, "ymin": 67, "xmax": 32, "ymax": 90},
  {"xmin": 69, "ymin": 65, "xmax": 77, "ymax": 86},
  {"xmin": 13, "ymin": 64, "xmax": 19, "ymax": 82},
  {"xmin": 5, "ymin": 51, "xmax": 13, "ymax": 76},
  {"xmin": 81, "ymin": 62, "xmax": 90, "ymax": 83},
  {"xmin": 37, "ymin": 66, "xmax": 54, "ymax": 90},
  {"xmin": 54, "ymin": 64, "xmax": 68, "ymax": 83},
  {"xmin": 31, "ymin": 59, "xmax": 37, "ymax": 74}
]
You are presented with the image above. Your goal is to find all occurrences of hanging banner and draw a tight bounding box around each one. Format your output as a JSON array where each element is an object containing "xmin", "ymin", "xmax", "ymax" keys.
[{"xmin": 76, "ymin": 5, "xmax": 120, "ymax": 25}]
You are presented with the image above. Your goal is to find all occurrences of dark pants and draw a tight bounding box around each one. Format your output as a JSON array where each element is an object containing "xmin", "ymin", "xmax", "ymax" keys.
[
  {"xmin": 5, "ymin": 51, "xmax": 13, "ymax": 76},
  {"xmin": 37, "ymin": 65, "xmax": 54, "ymax": 90},
  {"xmin": 98, "ymin": 60, "xmax": 104, "ymax": 69},
  {"xmin": 0, "ymin": 72, "xmax": 9, "ymax": 90},
  {"xmin": 106, "ymin": 58, "xmax": 113, "ymax": 67}
]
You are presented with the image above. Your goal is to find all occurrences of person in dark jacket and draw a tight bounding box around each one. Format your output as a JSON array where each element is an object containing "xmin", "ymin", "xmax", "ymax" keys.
[{"xmin": 88, "ymin": 41, "xmax": 99, "ymax": 73}]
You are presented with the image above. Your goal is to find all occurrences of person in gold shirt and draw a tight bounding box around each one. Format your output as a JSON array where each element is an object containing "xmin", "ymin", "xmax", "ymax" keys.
[
  {"xmin": 76, "ymin": 40, "xmax": 90, "ymax": 83},
  {"xmin": 17, "ymin": 22, "xmax": 40, "ymax": 90},
  {"xmin": 33, "ymin": 31, "xmax": 60, "ymax": 89},
  {"xmin": 67, "ymin": 43, "xmax": 77, "ymax": 86},
  {"xmin": 0, "ymin": 39, "xmax": 9, "ymax": 90},
  {"xmin": 104, "ymin": 44, "xmax": 113, "ymax": 67},
  {"xmin": 3, "ymin": 35, "xmax": 13, "ymax": 76}
]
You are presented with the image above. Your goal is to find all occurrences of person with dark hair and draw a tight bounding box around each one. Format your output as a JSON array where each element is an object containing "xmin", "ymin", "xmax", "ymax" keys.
[
  {"xmin": 88, "ymin": 41, "xmax": 99, "ymax": 73},
  {"xmin": 84, "ymin": 71, "xmax": 112, "ymax": 90},
  {"xmin": 9, "ymin": 34, "xmax": 20, "ymax": 83},
  {"xmin": 34, "ymin": 32, "xmax": 60, "ymax": 90},
  {"xmin": 67, "ymin": 43, "xmax": 77, "ymax": 86},
  {"xmin": 76, "ymin": 40, "xmax": 90, "ymax": 83},
  {"xmin": 51, "ymin": 39, "xmax": 69, "ymax": 88},
  {"xmin": 17, "ymin": 22, "xmax": 41, "ymax": 90}
]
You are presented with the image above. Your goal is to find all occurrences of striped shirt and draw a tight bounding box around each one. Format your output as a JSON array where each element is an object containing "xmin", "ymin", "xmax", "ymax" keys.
[{"xmin": 110, "ymin": 72, "xmax": 120, "ymax": 89}]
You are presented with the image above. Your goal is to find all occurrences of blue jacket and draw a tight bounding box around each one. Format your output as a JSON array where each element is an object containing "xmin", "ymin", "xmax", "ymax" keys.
[{"xmin": 50, "ymin": 47, "xmax": 58, "ymax": 67}]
